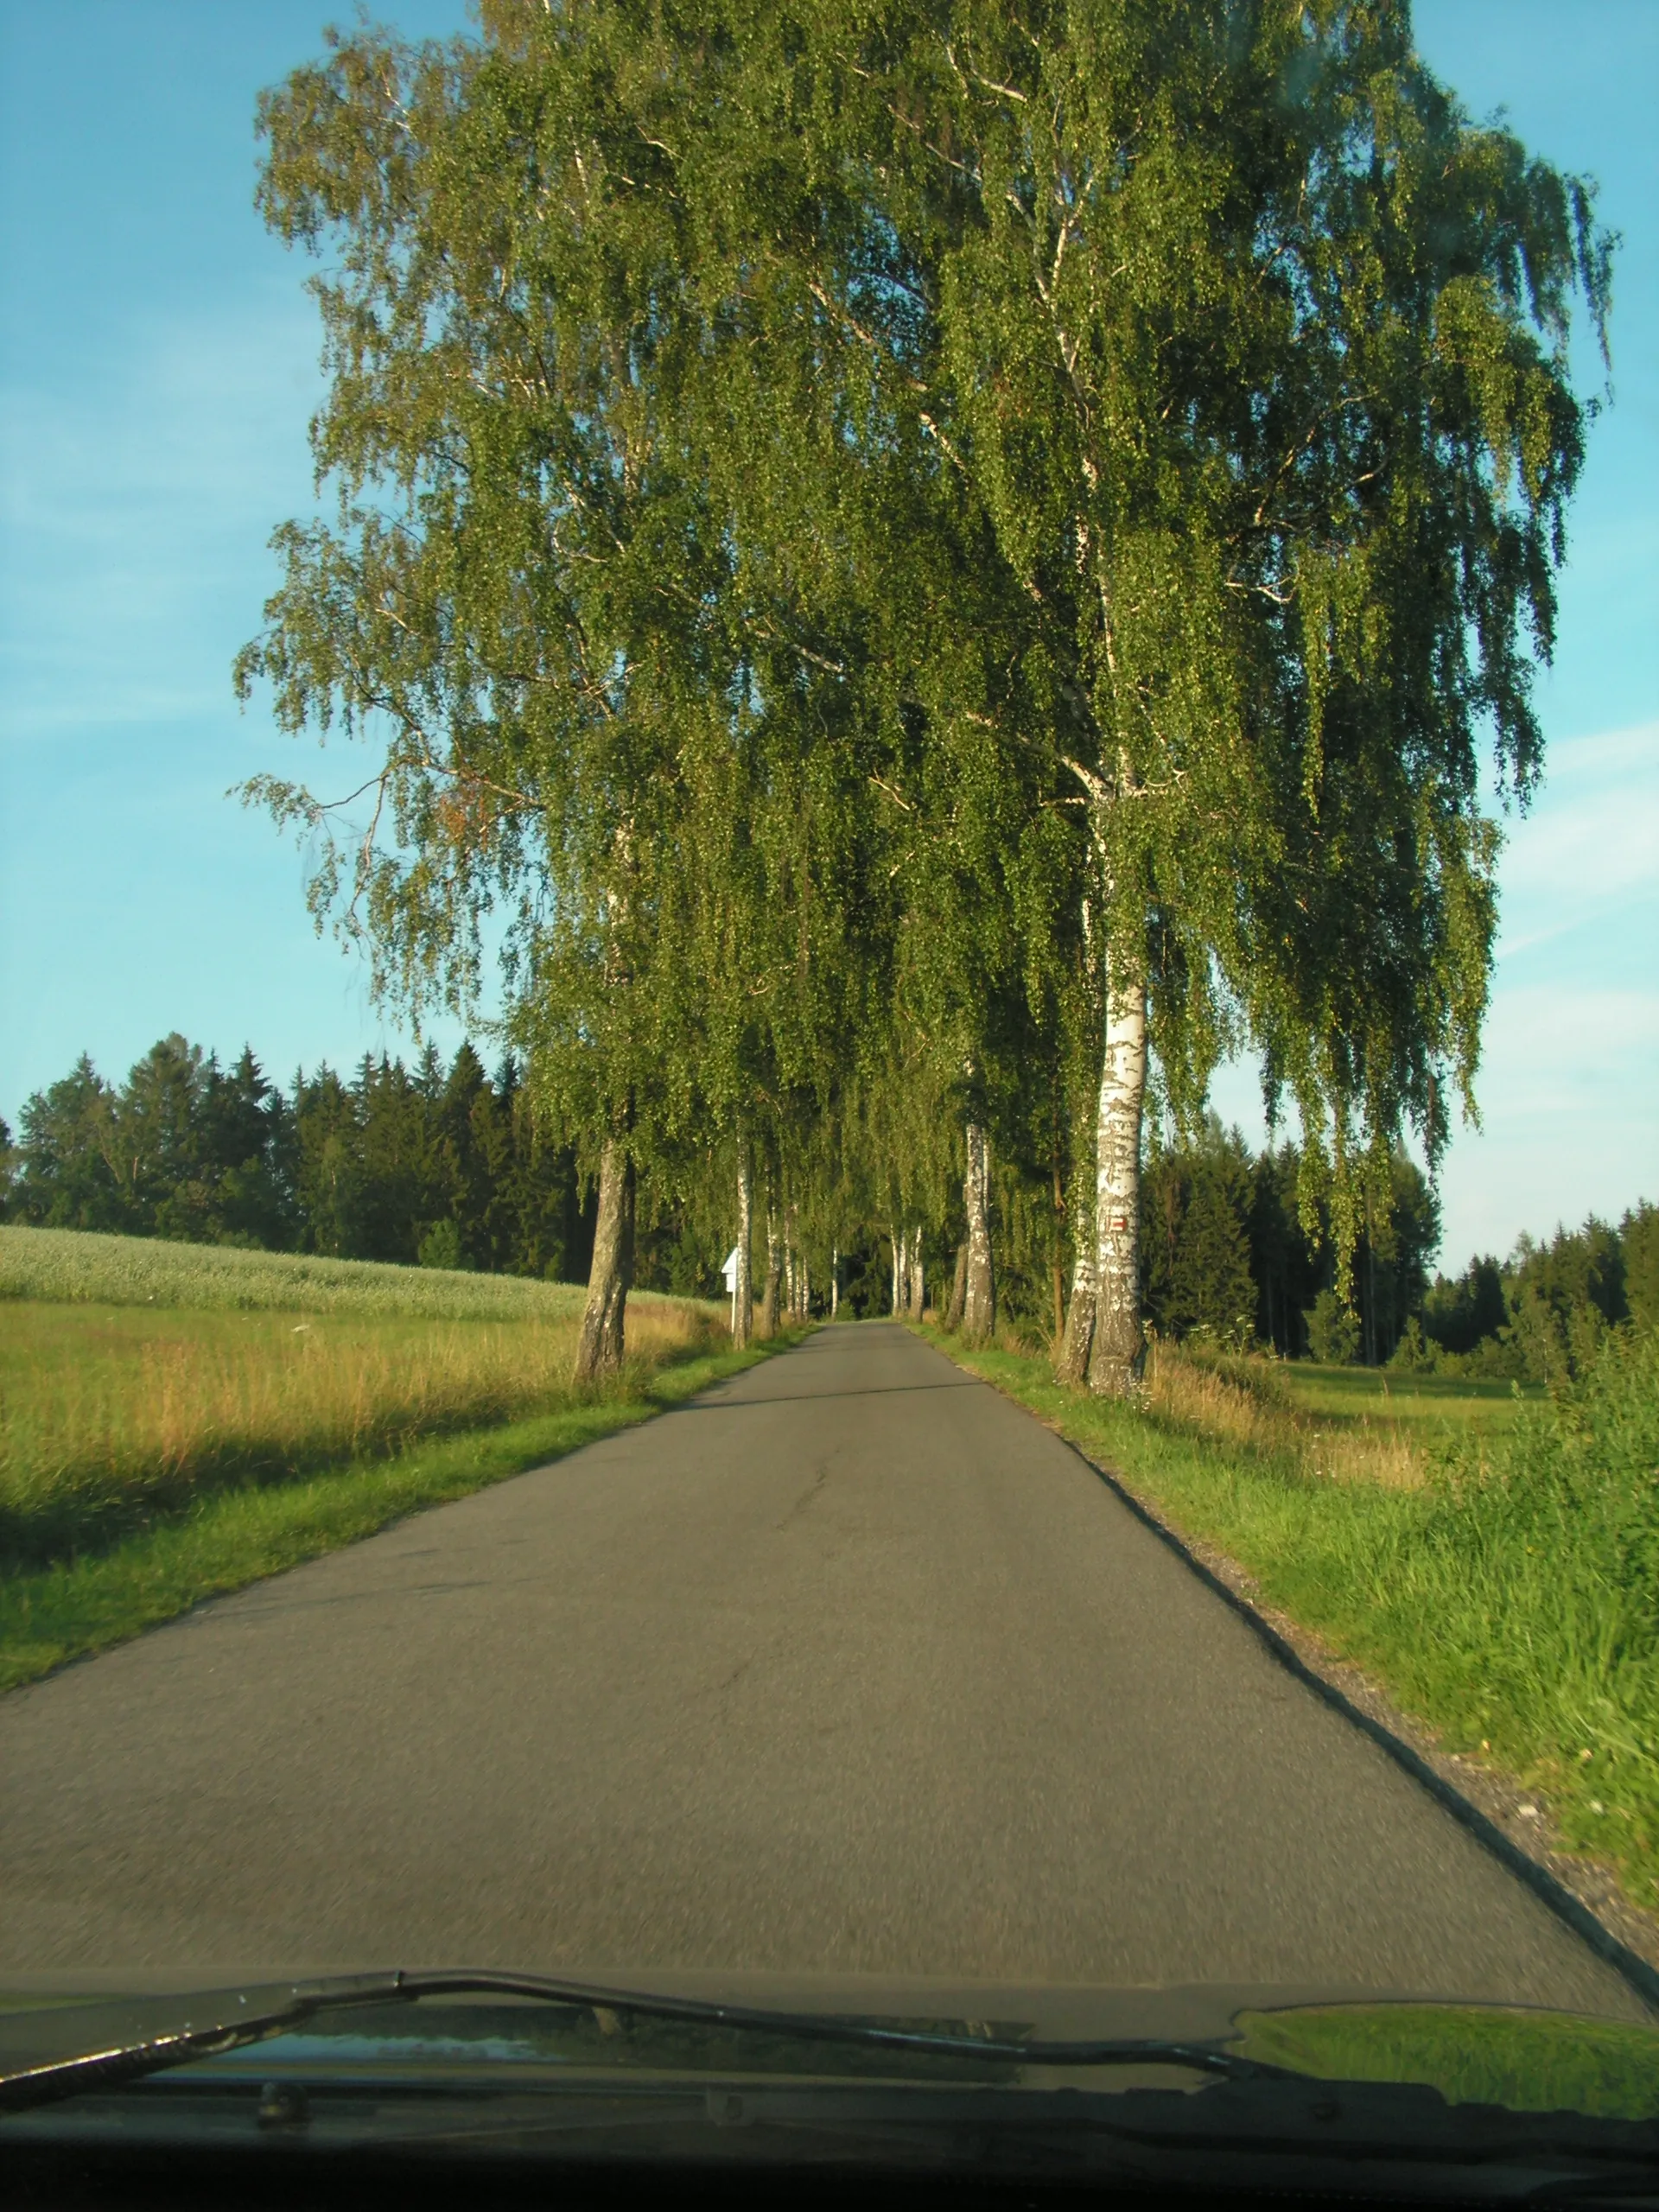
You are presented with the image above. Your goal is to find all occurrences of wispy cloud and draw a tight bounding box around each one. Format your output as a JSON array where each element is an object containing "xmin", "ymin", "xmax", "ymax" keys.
[
  {"xmin": 0, "ymin": 275, "xmax": 321, "ymax": 741},
  {"xmin": 1495, "ymin": 721, "xmax": 1659, "ymax": 955}
]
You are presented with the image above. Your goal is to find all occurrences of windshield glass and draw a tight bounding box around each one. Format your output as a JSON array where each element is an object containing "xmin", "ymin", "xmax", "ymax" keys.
[{"xmin": 1, "ymin": 0, "xmax": 1656, "ymax": 2191}]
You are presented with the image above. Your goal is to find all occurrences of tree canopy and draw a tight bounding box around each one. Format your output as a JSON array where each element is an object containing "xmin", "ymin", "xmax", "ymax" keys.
[{"xmin": 234, "ymin": 0, "xmax": 1613, "ymax": 1382}]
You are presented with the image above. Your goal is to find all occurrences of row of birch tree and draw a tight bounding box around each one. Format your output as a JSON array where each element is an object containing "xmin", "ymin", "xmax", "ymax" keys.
[{"xmin": 238, "ymin": 0, "xmax": 1611, "ymax": 1384}]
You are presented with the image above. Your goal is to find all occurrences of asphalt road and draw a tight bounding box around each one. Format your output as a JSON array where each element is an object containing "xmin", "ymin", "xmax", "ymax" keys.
[{"xmin": 0, "ymin": 1323, "xmax": 1643, "ymax": 2013}]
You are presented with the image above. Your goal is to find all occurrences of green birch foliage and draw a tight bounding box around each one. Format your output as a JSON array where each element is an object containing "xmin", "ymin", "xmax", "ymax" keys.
[
  {"xmin": 753, "ymin": 0, "xmax": 1610, "ymax": 1262},
  {"xmin": 240, "ymin": 3, "xmax": 996, "ymax": 1235},
  {"xmin": 236, "ymin": 2, "xmax": 1610, "ymax": 1300},
  {"xmin": 236, "ymin": 8, "xmax": 878, "ymax": 1194}
]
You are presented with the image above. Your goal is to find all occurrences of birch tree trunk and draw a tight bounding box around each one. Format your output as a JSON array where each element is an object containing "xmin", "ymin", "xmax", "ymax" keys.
[
  {"xmin": 761, "ymin": 1209, "xmax": 780, "ymax": 1338},
  {"xmin": 831, "ymin": 1246, "xmax": 839, "ymax": 1319},
  {"xmin": 908, "ymin": 1230, "xmax": 925, "ymax": 1318},
  {"xmin": 946, "ymin": 1242, "xmax": 968, "ymax": 1330},
  {"xmin": 1056, "ymin": 1217, "xmax": 1096, "ymax": 1382},
  {"xmin": 962, "ymin": 1122, "xmax": 995, "ymax": 1345},
  {"xmin": 575, "ymin": 1138, "xmax": 634, "ymax": 1381},
  {"xmin": 733, "ymin": 1150, "xmax": 753, "ymax": 1348},
  {"xmin": 1056, "ymin": 1116, "xmax": 1098, "ymax": 1384},
  {"xmin": 1086, "ymin": 969, "xmax": 1149, "ymax": 1395},
  {"xmin": 891, "ymin": 1225, "xmax": 903, "ymax": 1315}
]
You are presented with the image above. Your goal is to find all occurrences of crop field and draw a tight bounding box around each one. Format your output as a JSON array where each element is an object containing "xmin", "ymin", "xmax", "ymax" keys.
[
  {"xmin": 0, "ymin": 1224, "xmax": 594, "ymax": 1320},
  {"xmin": 3, "ymin": 1295, "xmax": 718, "ymax": 1569}
]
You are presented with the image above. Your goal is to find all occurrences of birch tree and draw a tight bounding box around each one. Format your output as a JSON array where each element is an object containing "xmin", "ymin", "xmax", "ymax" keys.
[
  {"xmin": 237, "ymin": 6, "xmax": 900, "ymax": 1375},
  {"xmin": 747, "ymin": 0, "xmax": 1611, "ymax": 1389}
]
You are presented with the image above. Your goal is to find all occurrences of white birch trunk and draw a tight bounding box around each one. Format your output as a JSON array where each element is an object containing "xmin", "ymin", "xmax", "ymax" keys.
[
  {"xmin": 908, "ymin": 1230, "xmax": 925, "ymax": 1318},
  {"xmin": 1058, "ymin": 883, "xmax": 1100, "ymax": 1383},
  {"xmin": 891, "ymin": 1225, "xmax": 902, "ymax": 1315},
  {"xmin": 946, "ymin": 1243, "xmax": 968, "ymax": 1330},
  {"xmin": 733, "ymin": 1150, "xmax": 753, "ymax": 1347},
  {"xmin": 1086, "ymin": 968, "xmax": 1148, "ymax": 1395},
  {"xmin": 962, "ymin": 1122, "xmax": 995, "ymax": 1344},
  {"xmin": 1055, "ymin": 1179, "xmax": 1096, "ymax": 1383},
  {"xmin": 831, "ymin": 1246, "xmax": 839, "ymax": 1318},
  {"xmin": 761, "ymin": 1208, "xmax": 780, "ymax": 1338}
]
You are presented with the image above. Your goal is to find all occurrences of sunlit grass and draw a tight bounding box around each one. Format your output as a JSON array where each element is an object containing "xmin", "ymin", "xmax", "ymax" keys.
[
  {"xmin": 1144, "ymin": 1344, "xmax": 1425, "ymax": 1487},
  {"xmin": 1277, "ymin": 1361, "xmax": 1542, "ymax": 1435},
  {"xmin": 0, "ymin": 1223, "xmax": 593, "ymax": 1321},
  {"xmin": 0, "ymin": 1337, "xmax": 789, "ymax": 1694},
  {"xmin": 2, "ymin": 1297, "xmax": 720, "ymax": 1568}
]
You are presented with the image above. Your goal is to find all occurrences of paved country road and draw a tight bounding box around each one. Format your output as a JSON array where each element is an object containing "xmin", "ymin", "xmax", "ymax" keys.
[{"xmin": 0, "ymin": 1323, "xmax": 1644, "ymax": 2015}]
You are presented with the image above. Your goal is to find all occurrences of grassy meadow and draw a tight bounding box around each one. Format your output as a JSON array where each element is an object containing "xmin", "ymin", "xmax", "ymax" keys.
[
  {"xmin": 1137, "ymin": 1343, "xmax": 1542, "ymax": 1490},
  {"xmin": 925, "ymin": 1321, "xmax": 1659, "ymax": 1911},
  {"xmin": 1, "ymin": 1225, "xmax": 768, "ymax": 1691},
  {"xmin": 0, "ymin": 1223, "xmax": 595, "ymax": 1319},
  {"xmin": 1277, "ymin": 1360, "xmax": 1542, "ymax": 1437}
]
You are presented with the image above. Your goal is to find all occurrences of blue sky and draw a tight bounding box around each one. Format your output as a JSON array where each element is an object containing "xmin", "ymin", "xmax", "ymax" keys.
[{"xmin": 1, "ymin": 0, "xmax": 1654, "ymax": 1272}]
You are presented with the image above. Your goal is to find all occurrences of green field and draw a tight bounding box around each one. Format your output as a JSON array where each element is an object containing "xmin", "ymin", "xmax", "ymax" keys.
[
  {"xmin": 0, "ymin": 1223, "xmax": 594, "ymax": 1319},
  {"xmin": 0, "ymin": 1227, "xmax": 779, "ymax": 1693},
  {"xmin": 924, "ymin": 1322, "xmax": 1659, "ymax": 1912},
  {"xmin": 1278, "ymin": 1361, "xmax": 1542, "ymax": 1436}
]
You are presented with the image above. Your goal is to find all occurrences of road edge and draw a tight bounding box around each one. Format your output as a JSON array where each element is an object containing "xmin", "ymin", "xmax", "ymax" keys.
[
  {"xmin": 1, "ymin": 1328, "xmax": 810, "ymax": 1701},
  {"xmin": 916, "ymin": 1322, "xmax": 1659, "ymax": 2018}
]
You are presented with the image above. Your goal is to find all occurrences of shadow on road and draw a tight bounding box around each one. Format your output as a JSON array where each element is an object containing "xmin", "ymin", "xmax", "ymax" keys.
[{"xmin": 680, "ymin": 1378, "xmax": 983, "ymax": 1410}]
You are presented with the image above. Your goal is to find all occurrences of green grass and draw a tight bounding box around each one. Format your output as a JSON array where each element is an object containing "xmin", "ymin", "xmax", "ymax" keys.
[
  {"xmin": 921, "ymin": 1322, "xmax": 1659, "ymax": 1912},
  {"xmin": 1236, "ymin": 2002, "xmax": 1659, "ymax": 2119},
  {"xmin": 1278, "ymin": 1360, "xmax": 1542, "ymax": 1437},
  {"xmin": 0, "ymin": 1224, "xmax": 603, "ymax": 1320},
  {"xmin": 0, "ymin": 1336, "xmax": 797, "ymax": 1694}
]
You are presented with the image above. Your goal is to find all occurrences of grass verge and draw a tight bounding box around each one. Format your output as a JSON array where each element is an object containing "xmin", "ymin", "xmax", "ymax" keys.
[
  {"xmin": 918, "ymin": 1321, "xmax": 1659, "ymax": 1913},
  {"xmin": 0, "ymin": 1334, "xmax": 800, "ymax": 1695}
]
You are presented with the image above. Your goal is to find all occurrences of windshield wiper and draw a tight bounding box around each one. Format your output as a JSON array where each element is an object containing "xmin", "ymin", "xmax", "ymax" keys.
[{"xmin": 0, "ymin": 1966, "xmax": 1286, "ymax": 2114}]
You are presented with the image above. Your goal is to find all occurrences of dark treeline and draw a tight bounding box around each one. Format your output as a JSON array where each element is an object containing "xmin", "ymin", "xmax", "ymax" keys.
[
  {"xmin": 1412, "ymin": 1210, "xmax": 1659, "ymax": 1387},
  {"xmin": 4, "ymin": 1038, "xmax": 1652, "ymax": 1379},
  {"xmin": 838, "ymin": 1113, "xmax": 1654, "ymax": 1386},
  {"xmin": 0, "ymin": 1035, "xmax": 597, "ymax": 1284},
  {"xmin": 950, "ymin": 1116, "xmax": 1443, "ymax": 1369}
]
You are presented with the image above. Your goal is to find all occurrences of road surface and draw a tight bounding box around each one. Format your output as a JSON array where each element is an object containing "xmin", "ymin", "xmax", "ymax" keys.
[{"xmin": 0, "ymin": 1323, "xmax": 1643, "ymax": 2014}]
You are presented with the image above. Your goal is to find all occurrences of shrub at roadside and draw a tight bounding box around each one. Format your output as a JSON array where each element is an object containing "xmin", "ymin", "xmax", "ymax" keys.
[{"xmin": 1407, "ymin": 1326, "xmax": 1659, "ymax": 1861}]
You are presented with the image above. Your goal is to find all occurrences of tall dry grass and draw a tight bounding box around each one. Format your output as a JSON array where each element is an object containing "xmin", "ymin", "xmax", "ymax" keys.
[
  {"xmin": 2, "ymin": 1298, "xmax": 721, "ymax": 1567},
  {"xmin": 1142, "ymin": 1338, "xmax": 1425, "ymax": 1488}
]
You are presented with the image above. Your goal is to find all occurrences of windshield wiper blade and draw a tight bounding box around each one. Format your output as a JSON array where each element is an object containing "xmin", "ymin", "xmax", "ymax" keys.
[{"xmin": 0, "ymin": 1966, "xmax": 1288, "ymax": 2114}]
